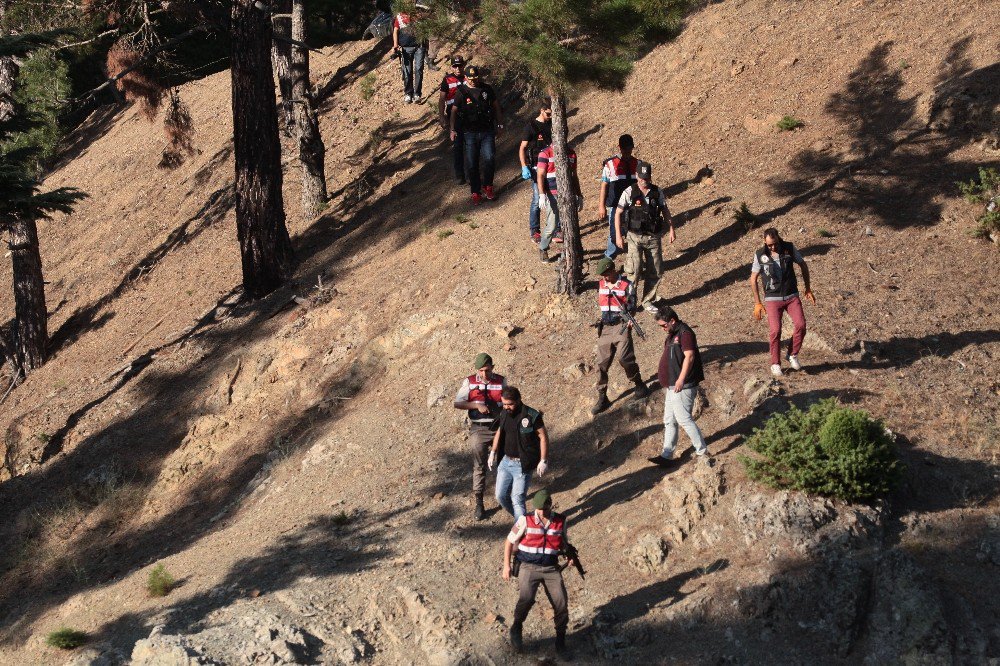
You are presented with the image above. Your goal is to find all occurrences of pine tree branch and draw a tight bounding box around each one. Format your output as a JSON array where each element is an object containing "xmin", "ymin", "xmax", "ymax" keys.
[
  {"xmin": 71, "ymin": 23, "xmax": 209, "ymax": 104},
  {"xmin": 54, "ymin": 27, "xmax": 120, "ymax": 51}
]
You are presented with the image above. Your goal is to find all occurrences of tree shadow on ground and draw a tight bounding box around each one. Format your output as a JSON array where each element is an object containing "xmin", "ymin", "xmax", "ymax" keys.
[
  {"xmin": 763, "ymin": 41, "xmax": 1000, "ymax": 228},
  {"xmin": 807, "ymin": 329, "xmax": 1000, "ymax": 374}
]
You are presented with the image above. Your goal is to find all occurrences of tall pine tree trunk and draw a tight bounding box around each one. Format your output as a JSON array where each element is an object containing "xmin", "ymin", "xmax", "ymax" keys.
[
  {"xmin": 8, "ymin": 217, "xmax": 48, "ymax": 370},
  {"xmin": 291, "ymin": 0, "xmax": 328, "ymax": 215},
  {"xmin": 231, "ymin": 0, "xmax": 294, "ymax": 299},
  {"xmin": 0, "ymin": 56, "xmax": 17, "ymax": 122},
  {"xmin": 271, "ymin": 0, "xmax": 294, "ymax": 132},
  {"xmin": 550, "ymin": 93, "xmax": 583, "ymax": 295}
]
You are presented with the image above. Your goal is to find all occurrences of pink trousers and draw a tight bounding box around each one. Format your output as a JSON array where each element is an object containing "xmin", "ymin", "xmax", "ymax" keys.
[{"xmin": 765, "ymin": 296, "xmax": 806, "ymax": 365}]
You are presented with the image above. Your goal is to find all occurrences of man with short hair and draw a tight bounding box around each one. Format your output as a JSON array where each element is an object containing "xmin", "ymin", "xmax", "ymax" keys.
[
  {"xmin": 591, "ymin": 257, "xmax": 650, "ymax": 415},
  {"xmin": 391, "ymin": 3, "xmax": 431, "ymax": 103},
  {"xmin": 519, "ymin": 99, "xmax": 553, "ymax": 243},
  {"xmin": 749, "ymin": 227, "xmax": 816, "ymax": 376},
  {"xmin": 502, "ymin": 488, "xmax": 574, "ymax": 657},
  {"xmin": 438, "ymin": 55, "xmax": 467, "ymax": 184},
  {"xmin": 453, "ymin": 353, "xmax": 506, "ymax": 520},
  {"xmin": 599, "ymin": 134, "xmax": 639, "ymax": 259},
  {"xmin": 489, "ymin": 387, "xmax": 548, "ymax": 521},
  {"xmin": 536, "ymin": 131, "xmax": 582, "ymax": 262},
  {"xmin": 615, "ymin": 160, "xmax": 675, "ymax": 307},
  {"xmin": 647, "ymin": 303, "xmax": 708, "ymax": 467},
  {"xmin": 450, "ymin": 65, "xmax": 503, "ymax": 205}
]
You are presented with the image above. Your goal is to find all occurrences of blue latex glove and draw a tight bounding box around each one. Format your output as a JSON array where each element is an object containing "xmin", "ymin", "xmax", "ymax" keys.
[{"xmin": 521, "ymin": 166, "xmax": 531, "ymax": 180}]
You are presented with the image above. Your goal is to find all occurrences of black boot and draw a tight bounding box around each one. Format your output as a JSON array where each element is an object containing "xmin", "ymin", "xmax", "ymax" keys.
[
  {"xmin": 632, "ymin": 378, "xmax": 650, "ymax": 400},
  {"xmin": 509, "ymin": 621, "xmax": 523, "ymax": 652},
  {"xmin": 474, "ymin": 497, "xmax": 485, "ymax": 521},
  {"xmin": 590, "ymin": 390, "xmax": 611, "ymax": 415},
  {"xmin": 555, "ymin": 630, "xmax": 570, "ymax": 659}
]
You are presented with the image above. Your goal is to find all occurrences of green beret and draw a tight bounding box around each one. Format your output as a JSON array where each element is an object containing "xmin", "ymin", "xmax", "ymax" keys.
[
  {"xmin": 596, "ymin": 257, "xmax": 615, "ymax": 275},
  {"xmin": 473, "ymin": 352, "xmax": 493, "ymax": 369}
]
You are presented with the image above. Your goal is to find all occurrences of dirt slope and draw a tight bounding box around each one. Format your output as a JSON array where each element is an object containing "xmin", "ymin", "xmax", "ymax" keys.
[{"xmin": 0, "ymin": 0, "xmax": 998, "ymax": 663}]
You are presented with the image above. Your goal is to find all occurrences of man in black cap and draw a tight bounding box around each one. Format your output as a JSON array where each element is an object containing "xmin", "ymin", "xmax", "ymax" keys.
[
  {"xmin": 438, "ymin": 55, "xmax": 467, "ymax": 184},
  {"xmin": 591, "ymin": 257, "xmax": 649, "ymax": 415},
  {"xmin": 453, "ymin": 352, "xmax": 506, "ymax": 519},
  {"xmin": 614, "ymin": 160, "xmax": 675, "ymax": 308},
  {"xmin": 450, "ymin": 65, "xmax": 503, "ymax": 205},
  {"xmin": 502, "ymin": 488, "xmax": 574, "ymax": 657}
]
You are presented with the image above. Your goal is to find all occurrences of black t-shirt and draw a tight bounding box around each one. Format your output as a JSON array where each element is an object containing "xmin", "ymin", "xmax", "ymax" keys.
[
  {"xmin": 453, "ymin": 83, "xmax": 498, "ymax": 132},
  {"xmin": 498, "ymin": 405, "xmax": 545, "ymax": 462},
  {"xmin": 521, "ymin": 118, "xmax": 552, "ymax": 169}
]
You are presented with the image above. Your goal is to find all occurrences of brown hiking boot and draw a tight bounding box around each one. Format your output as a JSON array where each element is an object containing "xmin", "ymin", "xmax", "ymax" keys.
[{"xmin": 590, "ymin": 390, "xmax": 611, "ymax": 415}]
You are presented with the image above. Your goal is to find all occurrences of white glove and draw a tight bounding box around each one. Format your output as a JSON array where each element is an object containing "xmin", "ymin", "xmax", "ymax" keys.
[
  {"xmin": 488, "ymin": 450, "xmax": 497, "ymax": 471},
  {"xmin": 539, "ymin": 195, "xmax": 549, "ymax": 211},
  {"xmin": 536, "ymin": 459, "xmax": 548, "ymax": 476}
]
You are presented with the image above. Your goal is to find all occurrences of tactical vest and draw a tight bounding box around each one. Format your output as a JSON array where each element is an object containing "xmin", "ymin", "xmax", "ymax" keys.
[
  {"xmin": 663, "ymin": 321, "xmax": 705, "ymax": 388},
  {"xmin": 443, "ymin": 74, "xmax": 464, "ymax": 107},
  {"xmin": 456, "ymin": 85, "xmax": 494, "ymax": 131},
  {"xmin": 755, "ymin": 241, "xmax": 799, "ymax": 299},
  {"xmin": 603, "ymin": 155, "xmax": 637, "ymax": 207},
  {"xmin": 598, "ymin": 276, "xmax": 631, "ymax": 314},
  {"xmin": 516, "ymin": 512, "xmax": 566, "ymax": 566},
  {"xmin": 626, "ymin": 185, "xmax": 664, "ymax": 235},
  {"xmin": 467, "ymin": 372, "xmax": 504, "ymax": 425}
]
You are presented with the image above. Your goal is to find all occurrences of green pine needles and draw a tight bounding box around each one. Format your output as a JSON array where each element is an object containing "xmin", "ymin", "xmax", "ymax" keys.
[
  {"xmin": 146, "ymin": 563, "xmax": 176, "ymax": 597},
  {"xmin": 957, "ymin": 166, "xmax": 1000, "ymax": 239},
  {"xmin": 740, "ymin": 399, "xmax": 902, "ymax": 502}
]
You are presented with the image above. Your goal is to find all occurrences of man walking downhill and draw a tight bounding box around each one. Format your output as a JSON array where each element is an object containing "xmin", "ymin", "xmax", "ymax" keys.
[
  {"xmin": 591, "ymin": 257, "xmax": 650, "ymax": 415},
  {"xmin": 438, "ymin": 55, "xmax": 466, "ymax": 184},
  {"xmin": 450, "ymin": 65, "xmax": 503, "ymax": 206},
  {"xmin": 536, "ymin": 130, "xmax": 582, "ymax": 262},
  {"xmin": 749, "ymin": 227, "xmax": 816, "ymax": 376},
  {"xmin": 391, "ymin": 3, "xmax": 430, "ymax": 103},
  {"xmin": 453, "ymin": 353, "xmax": 505, "ymax": 520},
  {"xmin": 519, "ymin": 99, "xmax": 553, "ymax": 243},
  {"xmin": 503, "ymin": 489, "xmax": 574, "ymax": 658},
  {"xmin": 489, "ymin": 387, "xmax": 548, "ymax": 522},
  {"xmin": 598, "ymin": 134, "xmax": 638, "ymax": 259},
  {"xmin": 646, "ymin": 303, "xmax": 709, "ymax": 468},
  {"xmin": 614, "ymin": 160, "xmax": 675, "ymax": 308}
]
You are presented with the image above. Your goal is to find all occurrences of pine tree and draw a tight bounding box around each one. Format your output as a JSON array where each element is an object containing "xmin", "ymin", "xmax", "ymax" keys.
[
  {"xmin": 481, "ymin": 0, "xmax": 686, "ymax": 295},
  {"xmin": 290, "ymin": 0, "xmax": 328, "ymax": 216},
  {"xmin": 231, "ymin": 0, "xmax": 295, "ymax": 298},
  {"xmin": 0, "ymin": 33, "xmax": 86, "ymax": 380}
]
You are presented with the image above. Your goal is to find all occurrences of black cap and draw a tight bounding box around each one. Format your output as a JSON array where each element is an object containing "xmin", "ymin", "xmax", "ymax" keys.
[
  {"xmin": 465, "ymin": 65, "xmax": 482, "ymax": 78},
  {"xmin": 451, "ymin": 55, "xmax": 465, "ymax": 67},
  {"xmin": 637, "ymin": 160, "xmax": 652, "ymax": 180}
]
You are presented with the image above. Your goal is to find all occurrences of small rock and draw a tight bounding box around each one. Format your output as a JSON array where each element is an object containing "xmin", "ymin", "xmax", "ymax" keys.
[
  {"xmin": 561, "ymin": 361, "xmax": 593, "ymax": 381},
  {"xmin": 627, "ymin": 533, "xmax": 669, "ymax": 574},
  {"xmin": 863, "ymin": 225, "xmax": 875, "ymax": 236},
  {"xmin": 432, "ymin": 492, "xmax": 445, "ymax": 500},
  {"xmin": 426, "ymin": 384, "xmax": 448, "ymax": 409}
]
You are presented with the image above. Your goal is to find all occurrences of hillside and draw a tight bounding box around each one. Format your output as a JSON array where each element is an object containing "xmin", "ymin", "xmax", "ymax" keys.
[{"xmin": 1, "ymin": 0, "xmax": 998, "ymax": 663}]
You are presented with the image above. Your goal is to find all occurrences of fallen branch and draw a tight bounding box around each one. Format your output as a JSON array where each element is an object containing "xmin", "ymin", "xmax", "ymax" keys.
[{"xmin": 120, "ymin": 315, "xmax": 166, "ymax": 357}]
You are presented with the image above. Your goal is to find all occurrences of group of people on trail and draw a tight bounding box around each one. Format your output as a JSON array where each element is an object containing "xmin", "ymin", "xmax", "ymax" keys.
[{"xmin": 449, "ymin": 218, "xmax": 816, "ymax": 655}]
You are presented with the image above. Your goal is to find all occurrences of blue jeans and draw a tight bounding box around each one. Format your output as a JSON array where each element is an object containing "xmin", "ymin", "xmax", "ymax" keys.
[
  {"xmin": 463, "ymin": 130, "xmax": 496, "ymax": 194},
  {"xmin": 496, "ymin": 456, "xmax": 532, "ymax": 520},
  {"xmin": 529, "ymin": 171, "xmax": 540, "ymax": 235},
  {"xmin": 400, "ymin": 46, "xmax": 425, "ymax": 97},
  {"xmin": 605, "ymin": 206, "xmax": 621, "ymax": 258}
]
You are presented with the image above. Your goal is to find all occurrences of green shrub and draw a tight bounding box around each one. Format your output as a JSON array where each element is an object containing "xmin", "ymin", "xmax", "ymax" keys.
[
  {"xmin": 8, "ymin": 50, "xmax": 71, "ymax": 170},
  {"xmin": 146, "ymin": 563, "xmax": 175, "ymax": 597},
  {"xmin": 817, "ymin": 228, "xmax": 834, "ymax": 238},
  {"xmin": 957, "ymin": 167, "xmax": 1000, "ymax": 239},
  {"xmin": 437, "ymin": 229, "xmax": 454, "ymax": 240},
  {"xmin": 359, "ymin": 73, "xmax": 377, "ymax": 101},
  {"xmin": 740, "ymin": 399, "xmax": 901, "ymax": 502},
  {"xmin": 45, "ymin": 627, "xmax": 87, "ymax": 649},
  {"xmin": 776, "ymin": 115, "xmax": 805, "ymax": 131},
  {"xmin": 733, "ymin": 202, "xmax": 765, "ymax": 233}
]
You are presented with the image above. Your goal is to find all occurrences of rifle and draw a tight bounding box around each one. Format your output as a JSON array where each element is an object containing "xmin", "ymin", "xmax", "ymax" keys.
[
  {"xmin": 609, "ymin": 291, "xmax": 646, "ymax": 340},
  {"xmin": 560, "ymin": 542, "xmax": 586, "ymax": 579}
]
